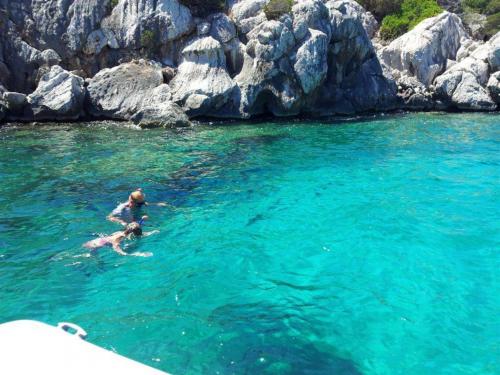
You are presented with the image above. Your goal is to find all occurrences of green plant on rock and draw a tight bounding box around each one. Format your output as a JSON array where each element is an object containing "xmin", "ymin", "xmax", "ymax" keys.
[
  {"xmin": 110, "ymin": 0, "xmax": 119, "ymax": 9},
  {"xmin": 463, "ymin": 0, "xmax": 490, "ymax": 12},
  {"xmin": 379, "ymin": 0, "xmax": 442, "ymax": 40},
  {"xmin": 485, "ymin": 12, "xmax": 500, "ymax": 37},
  {"xmin": 357, "ymin": 0, "xmax": 403, "ymax": 20},
  {"xmin": 264, "ymin": 0, "xmax": 293, "ymax": 20}
]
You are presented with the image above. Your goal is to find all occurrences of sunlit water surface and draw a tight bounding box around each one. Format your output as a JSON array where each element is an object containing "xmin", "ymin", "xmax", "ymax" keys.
[{"xmin": 0, "ymin": 113, "xmax": 498, "ymax": 375}]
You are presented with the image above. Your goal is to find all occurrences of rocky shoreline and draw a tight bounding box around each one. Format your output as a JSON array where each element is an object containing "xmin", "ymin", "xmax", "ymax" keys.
[{"xmin": 0, "ymin": 1, "xmax": 498, "ymax": 127}]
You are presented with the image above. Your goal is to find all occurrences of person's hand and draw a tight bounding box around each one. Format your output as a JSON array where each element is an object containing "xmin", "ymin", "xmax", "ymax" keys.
[
  {"xmin": 141, "ymin": 215, "xmax": 149, "ymax": 221},
  {"xmin": 157, "ymin": 202, "xmax": 168, "ymax": 207},
  {"xmin": 132, "ymin": 252, "xmax": 153, "ymax": 257}
]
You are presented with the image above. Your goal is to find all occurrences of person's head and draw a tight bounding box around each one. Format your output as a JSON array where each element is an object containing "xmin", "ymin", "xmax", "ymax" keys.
[
  {"xmin": 128, "ymin": 189, "xmax": 145, "ymax": 207},
  {"xmin": 124, "ymin": 222, "xmax": 142, "ymax": 236}
]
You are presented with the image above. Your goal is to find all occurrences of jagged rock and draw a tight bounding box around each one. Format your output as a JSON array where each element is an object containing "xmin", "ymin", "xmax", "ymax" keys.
[
  {"xmin": 197, "ymin": 22, "xmax": 211, "ymax": 36},
  {"xmin": 102, "ymin": 0, "xmax": 194, "ymax": 49},
  {"xmin": 66, "ymin": 0, "xmax": 112, "ymax": 53},
  {"xmin": 434, "ymin": 33, "xmax": 499, "ymax": 110},
  {"xmin": 246, "ymin": 19, "xmax": 295, "ymax": 62},
  {"xmin": 170, "ymin": 37, "xmax": 236, "ymax": 116},
  {"xmin": 313, "ymin": 1, "xmax": 397, "ymax": 115},
  {"xmin": 84, "ymin": 29, "xmax": 119, "ymax": 55},
  {"xmin": 435, "ymin": 71, "xmax": 496, "ymax": 110},
  {"xmin": 487, "ymin": 71, "xmax": 500, "ymax": 103},
  {"xmin": 292, "ymin": 0, "xmax": 331, "ymax": 41},
  {"xmin": 397, "ymin": 76, "xmax": 435, "ymax": 110},
  {"xmin": 487, "ymin": 33, "xmax": 500, "ymax": 71},
  {"xmin": 1, "ymin": 27, "xmax": 43, "ymax": 93},
  {"xmin": 129, "ymin": 84, "xmax": 191, "ymax": 127},
  {"xmin": 380, "ymin": 12, "xmax": 467, "ymax": 87},
  {"xmin": 456, "ymin": 39, "xmax": 480, "ymax": 62},
  {"xmin": 209, "ymin": 13, "xmax": 237, "ymax": 44},
  {"xmin": 3, "ymin": 92, "xmax": 27, "ymax": 112},
  {"xmin": 330, "ymin": 0, "xmax": 378, "ymax": 38},
  {"xmin": 293, "ymin": 29, "xmax": 329, "ymax": 94},
  {"xmin": 87, "ymin": 60, "xmax": 163, "ymax": 118},
  {"xmin": 40, "ymin": 49, "xmax": 61, "ymax": 66},
  {"xmin": 230, "ymin": 0, "xmax": 269, "ymax": 34},
  {"xmin": 27, "ymin": 65, "xmax": 85, "ymax": 120},
  {"xmin": 86, "ymin": 60, "xmax": 189, "ymax": 126},
  {"xmin": 232, "ymin": 18, "xmax": 303, "ymax": 117}
]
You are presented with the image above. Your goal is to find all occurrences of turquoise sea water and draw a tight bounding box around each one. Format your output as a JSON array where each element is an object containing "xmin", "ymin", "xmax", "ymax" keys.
[{"xmin": 0, "ymin": 113, "xmax": 498, "ymax": 374}]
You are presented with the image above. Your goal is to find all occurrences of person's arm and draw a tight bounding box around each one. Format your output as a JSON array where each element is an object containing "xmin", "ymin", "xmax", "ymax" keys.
[
  {"xmin": 142, "ymin": 230, "xmax": 160, "ymax": 237},
  {"xmin": 111, "ymin": 239, "xmax": 128, "ymax": 256},
  {"xmin": 145, "ymin": 201, "xmax": 171, "ymax": 207},
  {"xmin": 107, "ymin": 214, "xmax": 127, "ymax": 226}
]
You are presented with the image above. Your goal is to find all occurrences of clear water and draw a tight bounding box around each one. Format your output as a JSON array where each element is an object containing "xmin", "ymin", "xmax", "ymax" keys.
[{"xmin": 0, "ymin": 113, "xmax": 498, "ymax": 375}]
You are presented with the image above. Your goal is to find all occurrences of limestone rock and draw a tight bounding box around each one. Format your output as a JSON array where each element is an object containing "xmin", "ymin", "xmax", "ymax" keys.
[
  {"xmin": 170, "ymin": 37, "xmax": 236, "ymax": 117},
  {"xmin": 379, "ymin": 12, "xmax": 467, "ymax": 87},
  {"xmin": 84, "ymin": 29, "xmax": 119, "ymax": 55},
  {"xmin": 434, "ymin": 33, "xmax": 499, "ymax": 111},
  {"xmin": 87, "ymin": 60, "xmax": 163, "ymax": 118},
  {"xmin": 27, "ymin": 65, "xmax": 86, "ymax": 120},
  {"xmin": 129, "ymin": 85, "xmax": 191, "ymax": 127},
  {"xmin": 3, "ymin": 92, "xmax": 28, "ymax": 112},
  {"xmin": 209, "ymin": 13, "xmax": 237, "ymax": 44},
  {"xmin": 292, "ymin": 0, "xmax": 331, "ymax": 41},
  {"xmin": 197, "ymin": 22, "xmax": 211, "ymax": 36},
  {"xmin": 86, "ymin": 60, "xmax": 189, "ymax": 126},
  {"xmin": 102, "ymin": 0, "xmax": 194, "ymax": 49},
  {"xmin": 230, "ymin": 0, "xmax": 269, "ymax": 34},
  {"xmin": 293, "ymin": 29, "xmax": 329, "ymax": 94},
  {"xmin": 487, "ymin": 72, "xmax": 500, "ymax": 103},
  {"xmin": 487, "ymin": 33, "xmax": 500, "ymax": 72},
  {"xmin": 330, "ymin": 0, "xmax": 378, "ymax": 38},
  {"xmin": 232, "ymin": 18, "xmax": 303, "ymax": 117}
]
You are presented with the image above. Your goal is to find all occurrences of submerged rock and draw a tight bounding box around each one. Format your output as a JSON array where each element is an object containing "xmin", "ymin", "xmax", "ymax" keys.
[{"xmin": 27, "ymin": 66, "xmax": 85, "ymax": 120}]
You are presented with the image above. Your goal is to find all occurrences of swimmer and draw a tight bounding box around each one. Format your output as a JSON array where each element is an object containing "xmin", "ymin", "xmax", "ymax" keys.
[
  {"xmin": 107, "ymin": 188, "xmax": 169, "ymax": 226},
  {"xmin": 83, "ymin": 218, "xmax": 156, "ymax": 257}
]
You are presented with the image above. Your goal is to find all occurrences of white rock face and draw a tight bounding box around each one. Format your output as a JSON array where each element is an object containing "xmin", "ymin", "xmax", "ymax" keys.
[
  {"xmin": 230, "ymin": 0, "xmax": 269, "ymax": 34},
  {"xmin": 293, "ymin": 29, "xmax": 329, "ymax": 94},
  {"xmin": 434, "ymin": 33, "xmax": 499, "ymax": 110},
  {"xmin": 170, "ymin": 37, "xmax": 236, "ymax": 116},
  {"xmin": 66, "ymin": 0, "xmax": 111, "ymax": 53},
  {"xmin": 380, "ymin": 12, "xmax": 467, "ymax": 87},
  {"xmin": 27, "ymin": 65, "xmax": 85, "ymax": 120},
  {"xmin": 102, "ymin": 0, "xmax": 194, "ymax": 48},
  {"xmin": 293, "ymin": 0, "xmax": 332, "ymax": 41},
  {"xmin": 86, "ymin": 60, "xmax": 190, "ymax": 126},
  {"xmin": 84, "ymin": 29, "xmax": 119, "ymax": 55},
  {"xmin": 330, "ymin": 0, "xmax": 378, "ymax": 38}
]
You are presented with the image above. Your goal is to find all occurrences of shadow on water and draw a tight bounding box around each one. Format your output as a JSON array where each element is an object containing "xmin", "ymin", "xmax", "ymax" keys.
[
  {"xmin": 154, "ymin": 133, "xmax": 288, "ymax": 206},
  {"xmin": 208, "ymin": 303, "xmax": 362, "ymax": 375}
]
